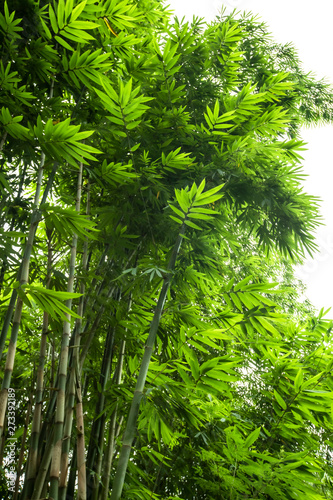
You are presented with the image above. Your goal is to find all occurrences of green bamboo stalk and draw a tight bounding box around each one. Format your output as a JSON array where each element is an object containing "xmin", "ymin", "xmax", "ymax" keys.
[
  {"xmin": 67, "ymin": 442, "xmax": 77, "ymax": 500},
  {"xmin": 86, "ymin": 325, "xmax": 115, "ymax": 500},
  {"xmin": 37, "ymin": 275, "xmax": 112, "ymax": 462},
  {"xmin": 58, "ymin": 368, "xmax": 76, "ymax": 499},
  {"xmin": 76, "ymin": 183, "xmax": 90, "ymax": 500},
  {"xmin": 100, "ymin": 337, "xmax": 126, "ymax": 500},
  {"xmin": 49, "ymin": 163, "xmax": 83, "ymax": 500},
  {"xmin": 24, "ymin": 229, "xmax": 53, "ymax": 499},
  {"xmin": 92, "ymin": 412, "xmax": 106, "ymax": 500},
  {"xmin": 0, "ymin": 290, "xmax": 18, "ymax": 362},
  {"xmin": 0, "ymin": 150, "xmax": 46, "ymax": 440},
  {"xmin": 79, "ymin": 286, "xmax": 115, "ymax": 372},
  {"xmin": 0, "ymin": 161, "xmax": 28, "ymax": 293},
  {"xmin": 60, "ymin": 181, "xmax": 89, "ymax": 500},
  {"xmin": 76, "ymin": 373, "xmax": 86, "ymax": 500},
  {"xmin": 110, "ymin": 227, "xmax": 184, "ymax": 500},
  {"xmin": 13, "ymin": 397, "xmax": 32, "ymax": 500},
  {"xmin": 0, "ymin": 158, "xmax": 58, "ymax": 362},
  {"xmin": 81, "ymin": 243, "xmax": 110, "ymax": 314},
  {"xmin": 31, "ymin": 429, "xmax": 54, "ymax": 500}
]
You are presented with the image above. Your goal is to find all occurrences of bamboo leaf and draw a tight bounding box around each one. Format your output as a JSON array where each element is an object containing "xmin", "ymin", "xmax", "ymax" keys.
[
  {"xmin": 244, "ymin": 427, "xmax": 261, "ymax": 449},
  {"xmin": 49, "ymin": 4, "xmax": 58, "ymax": 33},
  {"xmin": 184, "ymin": 219, "xmax": 202, "ymax": 230},
  {"xmin": 294, "ymin": 369, "xmax": 304, "ymax": 392},
  {"xmin": 169, "ymin": 204, "xmax": 185, "ymax": 218},
  {"xmin": 70, "ymin": 0, "xmax": 87, "ymax": 22},
  {"xmin": 274, "ymin": 389, "xmax": 287, "ymax": 410},
  {"xmin": 57, "ymin": 0, "xmax": 65, "ymax": 29}
]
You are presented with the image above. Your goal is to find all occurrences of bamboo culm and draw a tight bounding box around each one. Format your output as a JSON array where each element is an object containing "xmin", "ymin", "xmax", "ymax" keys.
[
  {"xmin": 23, "ymin": 230, "xmax": 53, "ymax": 499},
  {"xmin": 49, "ymin": 164, "xmax": 83, "ymax": 500},
  {"xmin": 60, "ymin": 179, "xmax": 89, "ymax": 500},
  {"xmin": 0, "ymin": 150, "xmax": 47, "ymax": 440},
  {"xmin": 100, "ymin": 336, "xmax": 126, "ymax": 500},
  {"xmin": 110, "ymin": 227, "xmax": 184, "ymax": 500}
]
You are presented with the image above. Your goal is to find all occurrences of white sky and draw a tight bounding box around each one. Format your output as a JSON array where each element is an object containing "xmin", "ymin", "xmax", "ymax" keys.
[{"xmin": 166, "ymin": 0, "xmax": 333, "ymax": 312}]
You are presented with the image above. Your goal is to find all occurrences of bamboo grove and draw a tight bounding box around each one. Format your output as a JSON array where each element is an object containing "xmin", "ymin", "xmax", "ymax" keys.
[{"xmin": 1, "ymin": 0, "xmax": 333, "ymax": 498}]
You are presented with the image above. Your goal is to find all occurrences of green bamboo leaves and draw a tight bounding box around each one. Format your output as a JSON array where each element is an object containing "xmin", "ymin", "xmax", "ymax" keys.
[
  {"xmin": 62, "ymin": 49, "xmax": 112, "ymax": 88},
  {"xmin": 154, "ymin": 38, "xmax": 181, "ymax": 77},
  {"xmin": 102, "ymin": 0, "xmax": 138, "ymax": 32},
  {"xmin": 42, "ymin": 205, "xmax": 98, "ymax": 240},
  {"xmin": 0, "ymin": 108, "xmax": 31, "ymax": 140},
  {"xmin": 94, "ymin": 77, "xmax": 152, "ymax": 136},
  {"xmin": 161, "ymin": 148, "xmax": 193, "ymax": 173},
  {"xmin": 169, "ymin": 179, "xmax": 224, "ymax": 230},
  {"xmin": 0, "ymin": 61, "xmax": 35, "ymax": 106},
  {"xmin": 46, "ymin": 0, "xmax": 100, "ymax": 50},
  {"xmin": 204, "ymin": 76, "xmax": 292, "ymax": 138},
  {"xmin": 207, "ymin": 21, "xmax": 243, "ymax": 89},
  {"xmin": 2, "ymin": 1, "xmax": 333, "ymax": 498},
  {"xmin": 15, "ymin": 285, "xmax": 82, "ymax": 321},
  {"xmin": 0, "ymin": 1, "xmax": 22, "ymax": 41},
  {"xmin": 204, "ymin": 100, "xmax": 236, "ymax": 134},
  {"xmin": 33, "ymin": 117, "xmax": 101, "ymax": 167}
]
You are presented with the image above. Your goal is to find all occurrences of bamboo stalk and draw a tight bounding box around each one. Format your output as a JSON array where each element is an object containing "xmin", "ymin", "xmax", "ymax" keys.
[
  {"xmin": 67, "ymin": 442, "xmax": 77, "ymax": 500},
  {"xmin": 49, "ymin": 163, "xmax": 83, "ymax": 500},
  {"xmin": 86, "ymin": 325, "xmax": 115, "ymax": 500},
  {"xmin": 31, "ymin": 429, "xmax": 54, "ymax": 500},
  {"xmin": 100, "ymin": 337, "xmax": 126, "ymax": 500},
  {"xmin": 59, "ymin": 177, "xmax": 89, "ymax": 500},
  {"xmin": 13, "ymin": 398, "xmax": 32, "ymax": 500},
  {"xmin": 0, "ymin": 290, "xmax": 18, "ymax": 362},
  {"xmin": 0, "ymin": 161, "xmax": 28, "ymax": 293},
  {"xmin": 0, "ymin": 151, "xmax": 62, "ymax": 440},
  {"xmin": 37, "ymin": 278, "xmax": 112, "ymax": 463},
  {"xmin": 0, "ymin": 159, "xmax": 58, "ymax": 362},
  {"xmin": 92, "ymin": 413, "xmax": 106, "ymax": 500},
  {"xmin": 110, "ymin": 228, "xmax": 184, "ymax": 500},
  {"xmin": 76, "ymin": 374, "xmax": 86, "ymax": 500},
  {"xmin": 0, "ymin": 147, "xmax": 45, "ymax": 363},
  {"xmin": 58, "ymin": 368, "xmax": 76, "ymax": 499},
  {"xmin": 24, "ymin": 230, "xmax": 53, "ymax": 499},
  {"xmin": 79, "ymin": 286, "xmax": 115, "ymax": 371}
]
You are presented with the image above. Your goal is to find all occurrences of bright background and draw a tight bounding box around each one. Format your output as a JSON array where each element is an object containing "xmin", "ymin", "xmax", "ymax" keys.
[{"xmin": 165, "ymin": 0, "xmax": 333, "ymax": 312}]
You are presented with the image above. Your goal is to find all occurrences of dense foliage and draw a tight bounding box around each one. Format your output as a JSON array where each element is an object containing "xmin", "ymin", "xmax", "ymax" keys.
[{"xmin": 1, "ymin": 1, "xmax": 333, "ymax": 499}]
